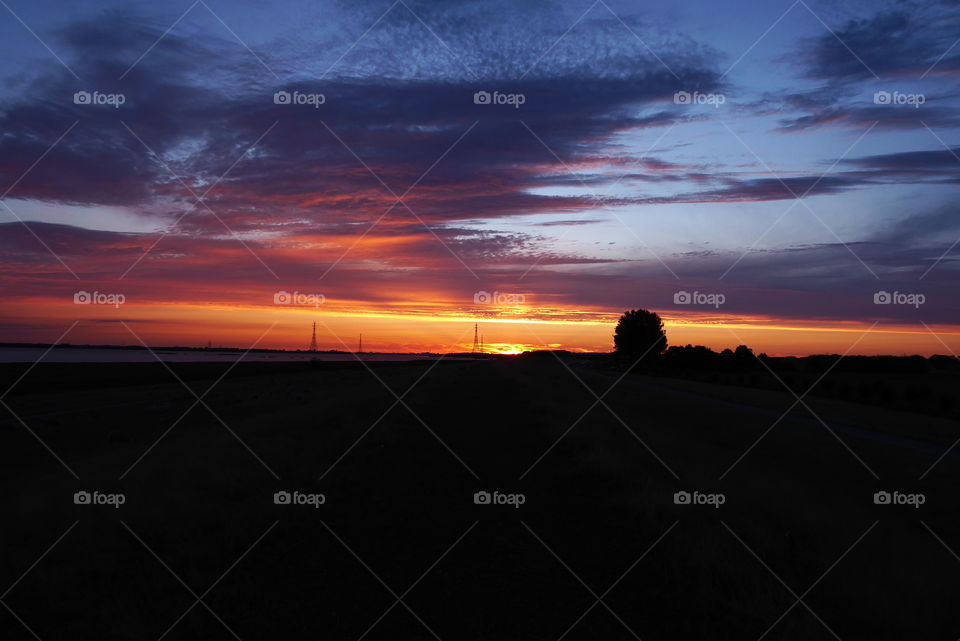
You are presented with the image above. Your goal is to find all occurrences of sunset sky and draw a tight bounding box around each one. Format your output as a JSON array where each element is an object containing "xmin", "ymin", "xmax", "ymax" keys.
[{"xmin": 1, "ymin": 0, "xmax": 958, "ymax": 355}]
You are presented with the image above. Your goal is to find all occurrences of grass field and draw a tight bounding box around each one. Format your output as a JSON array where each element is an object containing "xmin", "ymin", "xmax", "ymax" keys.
[{"xmin": 1, "ymin": 356, "xmax": 958, "ymax": 640}]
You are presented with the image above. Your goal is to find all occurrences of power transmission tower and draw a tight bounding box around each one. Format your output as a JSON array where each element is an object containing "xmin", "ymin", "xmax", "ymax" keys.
[
  {"xmin": 309, "ymin": 322, "xmax": 318, "ymax": 352},
  {"xmin": 358, "ymin": 333, "xmax": 363, "ymax": 353},
  {"xmin": 472, "ymin": 323, "xmax": 480, "ymax": 353}
]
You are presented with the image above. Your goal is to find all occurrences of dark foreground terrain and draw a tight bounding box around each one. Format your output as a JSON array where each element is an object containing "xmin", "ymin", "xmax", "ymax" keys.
[{"xmin": 1, "ymin": 355, "xmax": 958, "ymax": 640}]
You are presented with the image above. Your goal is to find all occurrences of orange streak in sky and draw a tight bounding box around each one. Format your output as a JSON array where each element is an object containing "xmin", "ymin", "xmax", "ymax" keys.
[{"xmin": 2, "ymin": 300, "xmax": 958, "ymax": 356}]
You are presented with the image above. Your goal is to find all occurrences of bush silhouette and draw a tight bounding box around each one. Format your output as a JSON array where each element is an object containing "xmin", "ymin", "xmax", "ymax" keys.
[{"xmin": 613, "ymin": 309, "xmax": 667, "ymax": 364}]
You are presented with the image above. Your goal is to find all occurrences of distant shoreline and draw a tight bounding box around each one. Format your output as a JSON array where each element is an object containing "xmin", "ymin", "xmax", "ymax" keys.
[
  {"xmin": 0, "ymin": 341, "xmax": 444, "ymax": 355},
  {"xmin": 0, "ymin": 343, "xmax": 498, "ymax": 363}
]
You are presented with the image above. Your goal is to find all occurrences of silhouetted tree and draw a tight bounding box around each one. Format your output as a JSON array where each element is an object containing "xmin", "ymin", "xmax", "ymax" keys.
[
  {"xmin": 734, "ymin": 345, "xmax": 754, "ymax": 359},
  {"xmin": 613, "ymin": 309, "xmax": 667, "ymax": 364}
]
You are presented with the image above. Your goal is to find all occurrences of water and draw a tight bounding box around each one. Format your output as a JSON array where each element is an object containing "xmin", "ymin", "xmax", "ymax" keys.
[{"xmin": 0, "ymin": 346, "xmax": 454, "ymax": 363}]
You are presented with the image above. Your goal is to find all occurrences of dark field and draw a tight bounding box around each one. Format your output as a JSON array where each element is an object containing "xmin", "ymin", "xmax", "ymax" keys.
[{"xmin": 1, "ymin": 356, "xmax": 958, "ymax": 640}]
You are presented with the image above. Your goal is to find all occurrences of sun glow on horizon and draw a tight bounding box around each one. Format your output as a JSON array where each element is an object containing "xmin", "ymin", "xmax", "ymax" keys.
[{"xmin": 3, "ymin": 297, "xmax": 959, "ymax": 357}]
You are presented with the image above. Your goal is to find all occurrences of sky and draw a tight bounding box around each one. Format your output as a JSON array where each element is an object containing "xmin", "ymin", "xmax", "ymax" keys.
[{"xmin": 0, "ymin": 0, "xmax": 958, "ymax": 355}]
